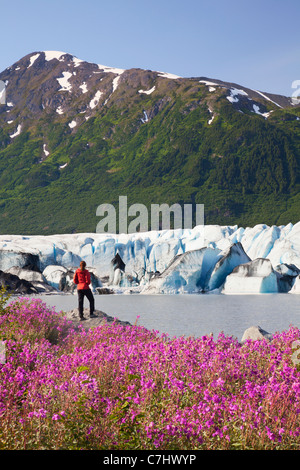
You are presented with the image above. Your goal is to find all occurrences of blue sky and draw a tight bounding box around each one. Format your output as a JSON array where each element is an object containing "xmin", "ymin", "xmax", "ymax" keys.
[{"xmin": 1, "ymin": 0, "xmax": 300, "ymax": 96}]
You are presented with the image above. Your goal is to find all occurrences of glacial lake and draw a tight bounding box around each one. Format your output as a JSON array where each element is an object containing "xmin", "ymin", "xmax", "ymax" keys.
[{"xmin": 32, "ymin": 293, "xmax": 300, "ymax": 342}]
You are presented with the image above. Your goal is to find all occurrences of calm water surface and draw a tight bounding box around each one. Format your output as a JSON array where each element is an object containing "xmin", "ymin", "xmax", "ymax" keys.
[{"xmin": 34, "ymin": 293, "xmax": 300, "ymax": 342}]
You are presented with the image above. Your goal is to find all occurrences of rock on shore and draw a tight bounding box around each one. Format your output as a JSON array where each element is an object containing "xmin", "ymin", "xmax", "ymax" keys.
[
  {"xmin": 240, "ymin": 325, "xmax": 273, "ymax": 344},
  {"xmin": 64, "ymin": 308, "xmax": 132, "ymax": 330}
]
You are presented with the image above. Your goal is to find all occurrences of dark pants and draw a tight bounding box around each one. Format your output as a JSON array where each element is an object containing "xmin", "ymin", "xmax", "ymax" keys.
[{"xmin": 78, "ymin": 289, "xmax": 95, "ymax": 318}]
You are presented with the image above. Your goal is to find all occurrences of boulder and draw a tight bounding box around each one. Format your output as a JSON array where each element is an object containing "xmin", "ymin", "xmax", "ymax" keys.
[
  {"xmin": 95, "ymin": 287, "xmax": 115, "ymax": 295},
  {"xmin": 241, "ymin": 325, "xmax": 273, "ymax": 344},
  {"xmin": 64, "ymin": 308, "xmax": 131, "ymax": 330}
]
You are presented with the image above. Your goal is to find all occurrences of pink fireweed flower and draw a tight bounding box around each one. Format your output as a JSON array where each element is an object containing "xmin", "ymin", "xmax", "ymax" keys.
[
  {"xmin": 38, "ymin": 409, "xmax": 48, "ymax": 418},
  {"xmin": 52, "ymin": 414, "xmax": 60, "ymax": 421},
  {"xmin": 266, "ymin": 427, "xmax": 276, "ymax": 441},
  {"xmin": 2, "ymin": 297, "xmax": 300, "ymax": 450}
]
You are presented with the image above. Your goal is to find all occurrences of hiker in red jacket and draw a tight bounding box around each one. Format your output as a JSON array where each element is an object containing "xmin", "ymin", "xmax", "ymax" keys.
[{"xmin": 73, "ymin": 261, "xmax": 95, "ymax": 320}]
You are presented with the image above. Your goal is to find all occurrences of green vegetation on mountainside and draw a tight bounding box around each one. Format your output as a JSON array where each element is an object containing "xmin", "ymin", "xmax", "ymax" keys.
[{"xmin": 0, "ymin": 81, "xmax": 299, "ymax": 234}]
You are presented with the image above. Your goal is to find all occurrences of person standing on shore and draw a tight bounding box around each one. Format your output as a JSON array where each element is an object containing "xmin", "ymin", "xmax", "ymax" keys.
[{"xmin": 73, "ymin": 261, "xmax": 96, "ymax": 320}]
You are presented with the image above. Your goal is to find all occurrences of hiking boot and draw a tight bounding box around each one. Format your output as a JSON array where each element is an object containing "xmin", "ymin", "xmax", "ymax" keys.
[{"xmin": 90, "ymin": 314, "xmax": 97, "ymax": 318}]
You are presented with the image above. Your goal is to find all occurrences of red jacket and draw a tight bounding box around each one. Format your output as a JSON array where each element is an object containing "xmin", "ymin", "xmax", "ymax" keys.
[{"xmin": 73, "ymin": 268, "xmax": 91, "ymax": 290}]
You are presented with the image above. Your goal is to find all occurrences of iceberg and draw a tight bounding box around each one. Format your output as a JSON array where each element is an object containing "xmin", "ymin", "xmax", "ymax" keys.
[
  {"xmin": 42, "ymin": 265, "xmax": 71, "ymax": 291},
  {"xmin": 207, "ymin": 242, "xmax": 251, "ymax": 291},
  {"xmin": 141, "ymin": 247, "xmax": 221, "ymax": 294},
  {"xmin": 0, "ymin": 247, "xmax": 40, "ymax": 272},
  {"xmin": 290, "ymin": 276, "xmax": 300, "ymax": 294},
  {"xmin": 7, "ymin": 266, "xmax": 46, "ymax": 284},
  {"xmin": 222, "ymin": 258, "xmax": 280, "ymax": 294}
]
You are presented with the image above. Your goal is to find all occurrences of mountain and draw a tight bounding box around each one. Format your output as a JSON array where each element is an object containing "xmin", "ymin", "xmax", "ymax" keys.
[{"xmin": 0, "ymin": 50, "xmax": 299, "ymax": 235}]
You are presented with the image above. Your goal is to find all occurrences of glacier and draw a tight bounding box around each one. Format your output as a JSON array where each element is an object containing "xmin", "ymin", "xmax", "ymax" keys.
[
  {"xmin": 0, "ymin": 222, "xmax": 299, "ymax": 295},
  {"xmin": 222, "ymin": 258, "xmax": 281, "ymax": 294}
]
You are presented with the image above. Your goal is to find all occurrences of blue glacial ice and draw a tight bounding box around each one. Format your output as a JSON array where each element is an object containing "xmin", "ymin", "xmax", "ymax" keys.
[{"xmin": 0, "ymin": 222, "xmax": 299, "ymax": 294}]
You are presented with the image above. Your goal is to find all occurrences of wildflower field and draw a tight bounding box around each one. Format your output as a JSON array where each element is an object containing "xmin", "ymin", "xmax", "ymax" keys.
[{"xmin": 1, "ymin": 292, "xmax": 300, "ymax": 450}]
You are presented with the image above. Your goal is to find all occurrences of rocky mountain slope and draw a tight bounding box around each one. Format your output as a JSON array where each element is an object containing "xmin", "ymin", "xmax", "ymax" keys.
[{"xmin": 0, "ymin": 51, "xmax": 299, "ymax": 234}]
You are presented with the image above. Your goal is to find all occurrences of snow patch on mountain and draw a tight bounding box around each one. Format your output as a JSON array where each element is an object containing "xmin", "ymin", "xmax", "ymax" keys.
[
  {"xmin": 252, "ymin": 104, "xmax": 273, "ymax": 119},
  {"xmin": 254, "ymin": 90, "xmax": 282, "ymax": 108},
  {"xmin": 157, "ymin": 71, "xmax": 181, "ymax": 79},
  {"xmin": 57, "ymin": 71, "xmax": 73, "ymax": 92},
  {"xmin": 112, "ymin": 75, "xmax": 121, "ymax": 93},
  {"xmin": 68, "ymin": 120, "xmax": 77, "ymax": 129},
  {"xmin": 199, "ymin": 80, "xmax": 220, "ymax": 87},
  {"xmin": 44, "ymin": 51, "xmax": 66, "ymax": 62},
  {"xmin": 141, "ymin": 111, "xmax": 149, "ymax": 123},
  {"xmin": 138, "ymin": 86, "xmax": 156, "ymax": 95},
  {"xmin": 43, "ymin": 144, "xmax": 49, "ymax": 156},
  {"xmin": 28, "ymin": 53, "xmax": 40, "ymax": 68},
  {"xmin": 0, "ymin": 87, "xmax": 6, "ymax": 104},
  {"xmin": 208, "ymin": 107, "xmax": 215, "ymax": 125},
  {"xmin": 227, "ymin": 88, "xmax": 248, "ymax": 103},
  {"xmin": 73, "ymin": 57, "xmax": 84, "ymax": 67},
  {"xmin": 97, "ymin": 64, "xmax": 125, "ymax": 75},
  {"xmin": 56, "ymin": 106, "xmax": 64, "ymax": 115},
  {"xmin": 79, "ymin": 82, "xmax": 88, "ymax": 94},
  {"xmin": 89, "ymin": 90, "xmax": 103, "ymax": 109},
  {"xmin": 10, "ymin": 124, "xmax": 22, "ymax": 139}
]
